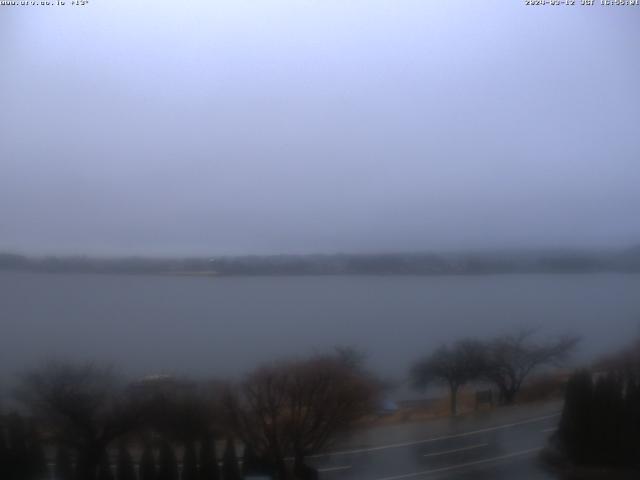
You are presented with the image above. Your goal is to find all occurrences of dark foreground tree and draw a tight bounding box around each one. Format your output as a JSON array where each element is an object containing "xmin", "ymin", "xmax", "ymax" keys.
[
  {"xmin": 622, "ymin": 376, "xmax": 640, "ymax": 462},
  {"xmin": 591, "ymin": 373, "xmax": 624, "ymax": 465},
  {"xmin": 18, "ymin": 362, "xmax": 145, "ymax": 480},
  {"xmin": 226, "ymin": 352, "xmax": 378, "ymax": 479},
  {"xmin": 241, "ymin": 443, "xmax": 260, "ymax": 476},
  {"xmin": 3, "ymin": 413, "xmax": 47, "ymax": 480},
  {"xmin": 139, "ymin": 378, "xmax": 219, "ymax": 444},
  {"xmin": 242, "ymin": 443, "xmax": 273, "ymax": 477},
  {"xmin": 289, "ymin": 354, "xmax": 377, "ymax": 474},
  {"xmin": 4, "ymin": 413, "xmax": 27, "ymax": 480},
  {"xmin": 411, "ymin": 340, "xmax": 486, "ymax": 415},
  {"xmin": 157, "ymin": 440, "xmax": 179, "ymax": 480},
  {"xmin": 557, "ymin": 370, "xmax": 593, "ymax": 464},
  {"xmin": 293, "ymin": 460, "xmax": 319, "ymax": 480},
  {"xmin": 483, "ymin": 330, "xmax": 578, "ymax": 404},
  {"xmin": 26, "ymin": 422, "xmax": 47, "ymax": 480},
  {"xmin": 557, "ymin": 369, "xmax": 640, "ymax": 469},
  {"xmin": 199, "ymin": 434, "xmax": 219, "ymax": 480},
  {"xmin": 97, "ymin": 451, "xmax": 114, "ymax": 480},
  {"xmin": 55, "ymin": 445, "xmax": 74, "ymax": 480},
  {"xmin": 221, "ymin": 438, "xmax": 241, "ymax": 480},
  {"xmin": 0, "ymin": 420, "xmax": 7, "ymax": 480},
  {"xmin": 116, "ymin": 444, "xmax": 136, "ymax": 480},
  {"xmin": 139, "ymin": 443, "xmax": 156, "ymax": 480},
  {"xmin": 0, "ymin": 422, "xmax": 7, "ymax": 479},
  {"xmin": 182, "ymin": 441, "xmax": 198, "ymax": 480}
]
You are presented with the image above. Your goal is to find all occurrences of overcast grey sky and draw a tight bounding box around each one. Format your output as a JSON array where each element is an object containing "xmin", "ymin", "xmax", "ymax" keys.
[{"xmin": 1, "ymin": 1, "xmax": 639, "ymax": 256}]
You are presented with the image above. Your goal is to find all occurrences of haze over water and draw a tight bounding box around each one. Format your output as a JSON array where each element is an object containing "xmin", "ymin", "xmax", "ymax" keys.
[{"xmin": 2, "ymin": 271, "xmax": 638, "ymax": 394}]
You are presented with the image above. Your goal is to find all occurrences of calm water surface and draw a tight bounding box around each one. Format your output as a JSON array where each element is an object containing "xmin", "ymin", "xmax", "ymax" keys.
[{"xmin": 1, "ymin": 272, "xmax": 639, "ymax": 390}]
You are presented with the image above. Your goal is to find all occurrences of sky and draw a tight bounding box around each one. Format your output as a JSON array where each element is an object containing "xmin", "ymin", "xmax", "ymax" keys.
[{"xmin": 1, "ymin": 0, "xmax": 639, "ymax": 256}]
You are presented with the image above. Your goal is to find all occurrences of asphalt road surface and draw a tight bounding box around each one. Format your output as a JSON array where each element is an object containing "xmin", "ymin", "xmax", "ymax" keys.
[{"xmin": 309, "ymin": 401, "xmax": 563, "ymax": 480}]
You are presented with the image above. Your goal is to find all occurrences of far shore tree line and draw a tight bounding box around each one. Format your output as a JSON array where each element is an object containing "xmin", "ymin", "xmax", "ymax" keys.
[
  {"xmin": 2, "ymin": 246, "xmax": 639, "ymax": 276},
  {"xmin": 0, "ymin": 330, "xmax": 578, "ymax": 480}
]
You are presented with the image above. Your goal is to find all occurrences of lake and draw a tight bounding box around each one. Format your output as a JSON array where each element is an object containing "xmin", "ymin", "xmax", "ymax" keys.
[{"xmin": 1, "ymin": 271, "xmax": 639, "ymax": 393}]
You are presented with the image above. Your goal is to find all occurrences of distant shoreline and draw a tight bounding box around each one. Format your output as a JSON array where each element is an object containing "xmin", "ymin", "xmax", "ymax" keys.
[
  {"xmin": 2, "ymin": 270, "xmax": 640, "ymax": 279},
  {"xmin": 1, "ymin": 247, "xmax": 639, "ymax": 277}
]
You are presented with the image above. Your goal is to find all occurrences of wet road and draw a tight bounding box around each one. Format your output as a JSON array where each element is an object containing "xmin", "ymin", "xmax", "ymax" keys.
[{"xmin": 310, "ymin": 401, "xmax": 562, "ymax": 480}]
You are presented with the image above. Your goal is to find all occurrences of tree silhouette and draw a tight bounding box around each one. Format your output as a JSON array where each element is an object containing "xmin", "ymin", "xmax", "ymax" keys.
[
  {"xmin": 226, "ymin": 352, "xmax": 378, "ymax": 478},
  {"xmin": 157, "ymin": 440, "xmax": 178, "ymax": 480},
  {"xmin": 198, "ymin": 434, "xmax": 219, "ymax": 480},
  {"xmin": 116, "ymin": 444, "xmax": 136, "ymax": 480},
  {"xmin": 623, "ymin": 376, "xmax": 640, "ymax": 463},
  {"xmin": 139, "ymin": 443, "xmax": 156, "ymax": 480},
  {"xmin": 242, "ymin": 443, "xmax": 273, "ymax": 477},
  {"xmin": 241, "ymin": 443, "xmax": 258, "ymax": 475},
  {"xmin": 590, "ymin": 373, "xmax": 624, "ymax": 465},
  {"xmin": 483, "ymin": 330, "xmax": 578, "ymax": 404},
  {"xmin": 55, "ymin": 446, "xmax": 74, "ymax": 480},
  {"xmin": 556, "ymin": 369, "xmax": 640, "ymax": 468},
  {"xmin": 18, "ymin": 362, "xmax": 145, "ymax": 480},
  {"xmin": 6, "ymin": 413, "xmax": 29, "ymax": 479},
  {"xmin": 182, "ymin": 441, "xmax": 198, "ymax": 480},
  {"xmin": 411, "ymin": 340, "xmax": 486, "ymax": 415},
  {"xmin": 3, "ymin": 413, "xmax": 47, "ymax": 480},
  {"xmin": 0, "ymin": 424, "xmax": 8, "ymax": 480},
  {"xmin": 97, "ymin": 451, "xmax": 114, "ymax": 480},
  {"xmin": 221, "ymin": 438, "xmax": 241, "ymax": 480},
  {"xmin": 26, "ymin": 422, "xmax": 47, "ymax": 480},
  {"xmin": 294, "ymin": 461, "xmax": 319, "ymax": 480},
  {"xmin": 142, "ymin": 382, "xmax": 211, "ymax": 443},
  {"xmin": 558, "ymin": 370, "xmax": 593, "ymax": 465}
]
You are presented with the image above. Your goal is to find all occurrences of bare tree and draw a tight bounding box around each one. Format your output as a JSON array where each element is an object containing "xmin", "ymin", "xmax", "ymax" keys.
[
  {"xmin": 17, "ymin": 361, "xmax": 145, "ymax": 480},
  {"xmin": 225, "ymin": 363, "xmax": 289, "ymax": 477},
  {"xmin": 411, "ymin": 339, "xmax": 486, "ymax": 415},
  {"xmin": 483, "ymin": 329, "xmax": 578, "ymax": 404},
  {"xmin": 225, "ymin": 352, "xmax": 379, "ymax": 479},
  {"xmin": 286, "ymin": 355, "xmax": 378, "ymax": 471}
]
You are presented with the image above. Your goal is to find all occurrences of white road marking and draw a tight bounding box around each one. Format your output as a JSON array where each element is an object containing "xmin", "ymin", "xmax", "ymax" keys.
[
  {"xmin": 374, "ymin": 447, "xmax": 543, "ymax": 480},
  {"xmin": 541, "ymin": 427, "xmax": 556, "ymax": 433},
  {"xmin": 318, "ymin": 465, "xmax": 352, "ymax": 473},
  {"xmin": 423, "ymin": 443, "xmax": 488, "ymax": 457},
  {"xmin": 309, "ymin": 413, "xmax": 559, "ymax": 458}
]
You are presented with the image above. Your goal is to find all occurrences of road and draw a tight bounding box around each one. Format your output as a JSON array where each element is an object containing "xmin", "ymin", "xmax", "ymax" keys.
[{"xmin": 309, "ymin": 401, "xmax": 562, "ymax": 480}]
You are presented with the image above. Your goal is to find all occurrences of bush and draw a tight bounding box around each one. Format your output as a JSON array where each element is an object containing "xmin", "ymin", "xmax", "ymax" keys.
[{"xmin": 557, "ymin": 370, "xmax": 640, "ymax": 468}]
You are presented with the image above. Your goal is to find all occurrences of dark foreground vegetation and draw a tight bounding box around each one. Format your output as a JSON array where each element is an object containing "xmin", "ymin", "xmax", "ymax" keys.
[
  {"xmin": 1, "ymin": 246, "xmax": 640, "ymax": 276},
  {"xmin": 0, "ymin": 328, "xmax": 579, "ymax": 480},
  {"xmin": 0, "ymin": 349, "xmax": 378, "ymax": 480},
  {"xmin": 547, "ymin": 338, "xmax": 640, "ymax": 476}
]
